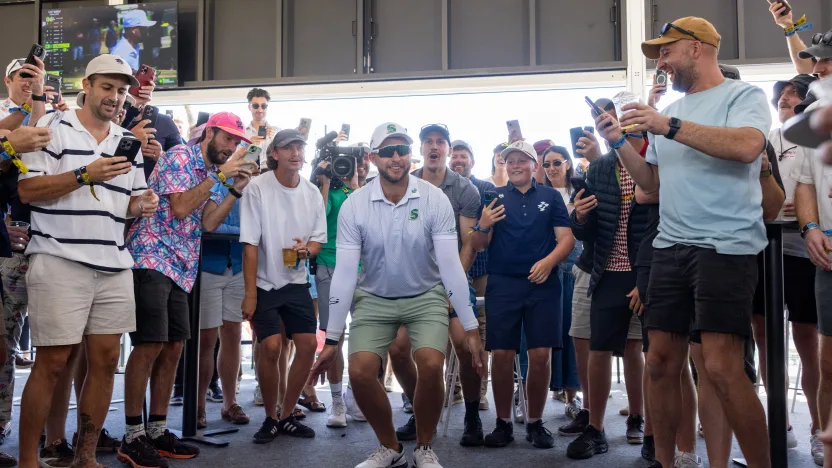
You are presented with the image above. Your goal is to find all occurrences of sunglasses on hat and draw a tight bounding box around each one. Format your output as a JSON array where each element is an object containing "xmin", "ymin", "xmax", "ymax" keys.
[
  {"xmin": 542, "ymin": 160, "xmax": 566, "ymax": 169},
  {"xmin": 250, "ymin": 103, "xmax": 268, "ymax": 110},
  {"xmin": 377, "ymin": 144, "xmax": 412, "ymax": 158},
  {"xmin": 812, "ymin": 31, "xmax": 832, "ymax": 46},
  {"xmin": 660, "ymin": 23, "xmax": 703, "ymax": 43}
]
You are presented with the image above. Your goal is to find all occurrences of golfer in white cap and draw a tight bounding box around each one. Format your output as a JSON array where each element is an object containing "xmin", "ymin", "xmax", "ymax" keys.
[{"xmin": 111, "ymin": 9, "xmax": 157, "ymax": 70}]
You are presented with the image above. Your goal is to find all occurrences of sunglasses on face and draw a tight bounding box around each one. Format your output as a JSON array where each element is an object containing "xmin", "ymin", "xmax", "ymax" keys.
[
  {"xmin": 660, "ymin": 23, "xmax": 703, "ymax": 43},
  {"xmin": 812, "ymin": 31, "xmax": 832, "ymax": 46},
  {"xmin": 377, "ymin": 144, "xmax": 412, "ymax": 158},
  {"xmin": 250, "ymin": 103, "xmax": 268, "ymax": 110},
  {"xmin": 542, "ymin": 160, "xmax": 566, "ymax": 169}
]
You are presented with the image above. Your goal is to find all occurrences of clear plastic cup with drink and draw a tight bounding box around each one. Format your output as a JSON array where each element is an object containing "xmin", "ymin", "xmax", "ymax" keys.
[
  {"xmin": 613, "ymin": 92, "xmax": 642, "ymax": 132},
  {"xmin": 9, "ymin": 221, "xmax": 29, "ymax": 251}
]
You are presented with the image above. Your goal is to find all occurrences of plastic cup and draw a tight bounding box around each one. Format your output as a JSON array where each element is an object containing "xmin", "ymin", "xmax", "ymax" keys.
[
  {"xmin": 282, "ymin": 248, "xmax": 298, "ymax": 268},
  {"xmin": 613, "ymin": 93, "xmax": 641, "ymax": 132},
  {"xmin": 9, "ymin": 221, "xmax": 29, "ymax": 251}
]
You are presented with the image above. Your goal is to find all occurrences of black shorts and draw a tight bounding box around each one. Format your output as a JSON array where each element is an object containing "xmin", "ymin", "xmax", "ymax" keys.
[
  {"xmin": 646, "ymin": 245, "xmax": 757, "ymax": 339},
  {"xmin": 131, "ymin": 269, "xmax": 190, "ymax": 344},
  {"xmin": 636, "ymin": 265, "xmax": 651, "ymax": 353},
  {"xmin": 752, "ymin": 254, "xmax": 817, "ymax": 324},
  {"xmin": 252, "ymin": 284, "xmax": 316, "ymax": 341},
  {"xmin": 590, "ymin": 270, "xmax": 638, "ymax": 356}
]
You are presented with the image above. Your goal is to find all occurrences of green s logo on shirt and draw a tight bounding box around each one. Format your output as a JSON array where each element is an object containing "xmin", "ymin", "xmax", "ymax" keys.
[{"xmin": 409, "ymin": 209, "xmax": 419, "ymax": 220}]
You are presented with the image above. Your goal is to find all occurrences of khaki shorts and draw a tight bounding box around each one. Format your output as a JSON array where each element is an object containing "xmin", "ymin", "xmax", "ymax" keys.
[
  {"xmin": 348, "ymin": 285, "xmax": 449, "ymax": 359},
  {"xmin": 199, "ymin": 269, "xmax": 245, "ymax": 330},
  {"xmin": 569, "ymin": 265, "xmax": 641, "ymax": 341},
  {"xmin": 27, "ymin": 254, "xmax": 135, "ymax": 346}
]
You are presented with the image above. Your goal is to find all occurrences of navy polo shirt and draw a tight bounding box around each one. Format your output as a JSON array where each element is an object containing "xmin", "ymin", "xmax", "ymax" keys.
[{"xmin": 487, "ymin": 180, "xmax": 570, "ymax": 277}]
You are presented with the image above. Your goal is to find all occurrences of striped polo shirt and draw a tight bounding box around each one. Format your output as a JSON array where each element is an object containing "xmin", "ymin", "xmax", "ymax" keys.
[
  {"xmin": 20, "ymin": 110, "xmax": 148, "ymax": 272},
  {"xmin": 337, "ymin": 174, "xmax": 457, "ymax": 299}
]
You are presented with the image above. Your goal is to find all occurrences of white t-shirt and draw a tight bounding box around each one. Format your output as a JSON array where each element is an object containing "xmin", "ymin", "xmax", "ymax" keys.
[
  {"xmin": 769, "ymin": 128, "xmax": 807, "ymax": 258},
  {"xmin": 239, "ymin": 172, "xmax": 327, "ymax": 291}
]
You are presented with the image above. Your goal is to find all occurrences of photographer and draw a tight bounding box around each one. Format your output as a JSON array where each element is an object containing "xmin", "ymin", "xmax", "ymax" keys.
[{"xmin": 314, "ymin": 138, "xmax": 369, "ymax": 429}]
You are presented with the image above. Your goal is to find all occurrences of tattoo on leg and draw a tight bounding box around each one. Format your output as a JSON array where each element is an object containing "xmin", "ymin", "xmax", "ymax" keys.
[{"xmin": 73, "ymin": 413, "xmax": 98, "ymax": 465}]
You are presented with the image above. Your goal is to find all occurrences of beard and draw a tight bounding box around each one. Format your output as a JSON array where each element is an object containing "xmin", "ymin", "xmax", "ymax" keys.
[
  {"xmin": 90, "ymin": 98, "xmax": 118, "ymax": 123},
  {"xmin": 671, "ymin": 64, "xmax": 697, "ymax": 94},
  {"xmin": 378, "ymin": 164, "xmax": 407, "ymax": 184},
  {"xmin": 452, "ymin": 163, "xmax": 471, "ymax": 177},
  {"xmin": 206, "ymin": 135, "xmax": 232, "ymax": 165}
]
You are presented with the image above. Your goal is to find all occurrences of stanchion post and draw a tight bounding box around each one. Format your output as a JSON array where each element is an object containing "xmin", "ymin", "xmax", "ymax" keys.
[{"xmin": 764, "ymin": 223, "xmax": 788, "ymax": 467}]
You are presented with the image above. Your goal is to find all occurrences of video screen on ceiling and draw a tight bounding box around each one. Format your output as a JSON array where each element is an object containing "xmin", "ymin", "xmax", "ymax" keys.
[{"xmin": 41, "ymin": 2, "xmax": 178, "ymax": 92}]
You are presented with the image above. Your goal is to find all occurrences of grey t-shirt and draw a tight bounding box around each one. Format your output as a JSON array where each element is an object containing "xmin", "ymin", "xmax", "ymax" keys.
[{"xmin": 413, "ymin": 168, "xmax": 480, "ymax": 250}]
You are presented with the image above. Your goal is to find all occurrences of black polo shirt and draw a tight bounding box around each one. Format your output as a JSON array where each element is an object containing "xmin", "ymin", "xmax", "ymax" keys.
[{"xmin": 487, "ymin": 180, "xmax": 570, "ymax": 277}]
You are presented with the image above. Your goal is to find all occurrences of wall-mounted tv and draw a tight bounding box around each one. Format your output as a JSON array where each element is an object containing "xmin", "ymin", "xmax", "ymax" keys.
[{"xmin": 40, "ymin": 2, "xmax": 178, "ymax": 92}]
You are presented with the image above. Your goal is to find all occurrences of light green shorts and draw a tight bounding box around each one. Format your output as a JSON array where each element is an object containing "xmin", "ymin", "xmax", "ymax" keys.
[{"xmin": 348, "ymin": 285, "xmax": 450, "ymax": 359}]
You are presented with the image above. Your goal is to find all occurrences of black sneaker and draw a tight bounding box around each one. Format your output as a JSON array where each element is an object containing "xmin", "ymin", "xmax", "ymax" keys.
[
  {"xmin": 278, "ymin": 415, "xmax": 315, "ymax": 438},
  {"xmin": 117, "ymin": 435, "xmax": 169, "ymax": 468},
  {"xmin": 526, "ymin": 420, "xmax": 554, "ymax": 449},
  {"xmin": 642, "ymin": 434, "xmax": 656, "ymax": 461},
  {"xmin": 558, "ymin": 409, "xmax": 589, "ymax": 437},
  {"xmin": 566, "ymin": 425, "xmax": 608, "ymax": 459},
  {"xmin": 150, "ymin": 430, "xmax": 200, "ymax": 459},
  {"xmin": 484, "ymin": 419, "xmax": 514, "ymax": 448},
  {"xmin": 396, "ymin": 415, "xmax": 417, "ymax": 442},
  {"xmin": 253, "ymin": 417, "xmax": 280, "ymax": 444},
  {"xmin": 626, "ymin": 414, "xmax": 645, "ymax": 444},
  {"xmin": 460, "ymin": 412, "xmax": 484, "ymax": 447},
  {"xmin": 648, "ymin": 461, "xmax": 663, "ymax": 468}
]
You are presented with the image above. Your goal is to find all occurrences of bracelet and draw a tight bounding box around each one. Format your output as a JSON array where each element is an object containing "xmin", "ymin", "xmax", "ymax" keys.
[
  {"xmin": 324, "ymin": 338, "xmax": 339, "ymax": 346},
  {"xmin": 760, "ymin": 169, "xmax": 772, "ymax": 178},
  {"xmin": 0, "ymin": 137, "xmax": 16, "ymax": 157},
  {"xmin": 78, "ymin": 166, "xmax": 98, "ymax": 201},
  {"xmin": 74, "ymin": 168, "xmax": 85, "ymax": 185},
  {"xmin": 31, "ymin": 94, "xmax": 47, "ymax": 102},
  {"xmin": 471, "ymin": 223, "xmax": 491, "ymax": 234},
  {"xmin": 610, "ymin": 135, "xmax": 627, "ymax": 149}
]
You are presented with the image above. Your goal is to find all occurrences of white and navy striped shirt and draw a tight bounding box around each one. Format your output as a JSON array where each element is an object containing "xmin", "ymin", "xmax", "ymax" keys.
[{"xmin": 19, "ymin": 110, "xmax": 147, "ymax": 272}]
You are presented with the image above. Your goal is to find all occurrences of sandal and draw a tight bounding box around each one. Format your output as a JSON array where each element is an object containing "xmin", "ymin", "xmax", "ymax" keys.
[
  {"xmin": 277, "ymin": 405, "xmax": 307, "ymax": 421},
  {"xmin": 298, "ymin": 397, "xmax": 327, "ymax": 412}
]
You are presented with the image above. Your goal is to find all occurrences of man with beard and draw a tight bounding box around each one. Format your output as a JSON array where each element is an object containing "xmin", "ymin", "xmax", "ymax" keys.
[
  {"xmin": 387, "ymin": 124, "xmax": 484, "ymax": 447},
  {"xmin": 609, "ymin": 17, "xmax": 772, "ymax": 468},
  {"xmin": 16, "ymin": 54, "xmax": 158, "ymax": 468},
  {"xmin": 119, "ymin": 112, "xmax": 252, "ymax": 468},
  {"xmin": 239, "ymin": 129, "xmax": 326, "ymax": 443},
  {"xmin": 308, "ymin": 122, "xmax": 484, "ymax": 468},
  {"xmin": 315, "ymin": 144, "xmax": 370, "ymax": 428},
  {"xmin": 450, "ymin": 140, "xmax": 494, "ymax": 408}
]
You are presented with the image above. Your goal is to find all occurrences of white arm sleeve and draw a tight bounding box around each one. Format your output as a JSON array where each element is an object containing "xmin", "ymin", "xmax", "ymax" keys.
[
  {"xmin": 434, "ymin": 235, "xmax": 479, "ymax": 332},
  {"xmin": 324, "ymin": 247, "xmax": 361, "ymax": 342}
]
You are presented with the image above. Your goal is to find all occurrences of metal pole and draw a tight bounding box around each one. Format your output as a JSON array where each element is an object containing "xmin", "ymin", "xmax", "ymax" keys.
[
  {"xmin": 765, "ymin": 223, "xmax": 788, "ymax": 467},
  {"xmin": 180, "ymin": 241, "xmax": 203, "ymax": 439}
]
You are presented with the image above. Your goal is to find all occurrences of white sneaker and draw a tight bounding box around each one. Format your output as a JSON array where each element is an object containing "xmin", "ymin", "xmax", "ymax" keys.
[
  {"xmin": 253, "ymin": 385, "xmax": 264, "ymax": 406},
  {"xmin": 328, "ymin": 397, "xmax": 348, "ymax": 428},
  {"xmin": 674, "ymin": 452, "xmax": 702, "ymax": 468},
  {"xmin": 345, "ymin": 386, "xmax": 367, "ymax": 422},
  {"xmin": 355, "ymin": 445, "xmax": 407, "ymax": 468},
  {"xmin": 413, "ymin": 445, "xmax": 443, "ymax": 468},
  {"xmin": 787, "ymin": 426, "xmax": 798, "ymax": 449},
  {"xmin": 811, "ymin": 430, "xmax": 824, "ymax": 466}
]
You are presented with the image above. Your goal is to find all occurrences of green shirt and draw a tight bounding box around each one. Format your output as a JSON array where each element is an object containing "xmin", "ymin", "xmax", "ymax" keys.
[{"xmin": 317, "ymin": 186, "xmax": 353, "ymax": 268}]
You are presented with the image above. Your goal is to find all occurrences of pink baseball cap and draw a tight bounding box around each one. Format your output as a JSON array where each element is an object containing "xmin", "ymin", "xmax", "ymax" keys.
[{"xmin": 206, "ymin": 112, "xmax": 251, "ymax": 144}]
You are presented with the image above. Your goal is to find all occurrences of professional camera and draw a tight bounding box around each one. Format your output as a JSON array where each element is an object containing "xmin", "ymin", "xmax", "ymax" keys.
[{"xmin": 313, "ymin": 131, "xmax": 365, "ymax": 180}]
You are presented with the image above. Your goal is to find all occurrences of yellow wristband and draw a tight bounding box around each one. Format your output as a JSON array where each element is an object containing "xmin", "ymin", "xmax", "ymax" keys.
[
  {"xmin": 216, "ymin": 171, "xmax": 228, "ymax": 183},
  {"xmin": 21, "ymin": 103, "xmax": 32, "ymax": 114},
  {"xmin": 11, "ymin": 157, "xmax": 27, "ymax": 174},
  {"xmin": 1, "ymin": 139, "xmax": 16, "ymax": 157}
]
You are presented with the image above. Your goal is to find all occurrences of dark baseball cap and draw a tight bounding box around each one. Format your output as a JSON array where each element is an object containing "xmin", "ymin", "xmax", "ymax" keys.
[
  {"xmin": 772, "ymin": 74, "xmax": 817, "ymax": 110},
  {"xmin": 799, "ymin": 30, "xmax": 832, "ymax": 60},
  {"xmin": 268, "ymin": 129, "xmax": 306, "ymax": 152},
  {"xmin": 419, "ymin": 123, "xmax": 451, "ymax": 143},
  {"xmin": 492, "ymin": 142, "xmax": 509, "ymax": 154}
]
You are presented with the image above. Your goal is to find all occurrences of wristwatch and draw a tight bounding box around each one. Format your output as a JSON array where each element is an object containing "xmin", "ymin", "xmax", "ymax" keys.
[
  {"xmin": 665, "ymin": 118, "xmax": 681, "ymax": 140},
  {"xmin": 31, "ymin": 94, "xmax": 47, "ymax": 102},
  {"xmin": 759, "ymin": 169, "xmax": 772, "ymax": 178},
  {"xmin": 801, "ymin": 222, "xmax": 820, "ymax": 238}
]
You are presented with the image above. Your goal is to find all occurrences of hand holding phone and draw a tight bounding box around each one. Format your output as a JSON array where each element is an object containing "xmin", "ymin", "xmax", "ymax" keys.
[
  {"xmin": 141, "ymin": 105, "xmax": 159, "ymax": 130},
  {"xmin": 21, "ymin": 44, "xmax": 46, "ymax": 79},
  {"xmin": 130, "ymin": 65, "xmax": 156, "ymax": 98},
  {"xmin": 298, "ymin": 118, "xmax": 312, "ymax": 141},
  {"xmin": 768, "ymin": 0, "xmax": 792, "ymax": 17},
  {"xmin": 341, "ymin": 124, "xmax": 351, "ymax": 140},
  {"xmin": 44, "ymin": 75, "xmax": 62, "ymax": 104},
  {"xmin": 245, "ymin": 145, "xmax": 262, "ymax": 167},
  {"xmin": 258, "ymin": 126, "xmax": 267, "ymax": 138},
  {"xmin": 110, "ymin": 136, "xmax": 142, "ymax": 164},
  {"xmin": 506, "ymin": 120, "xmax": 523, "ymax": 143},
  {"xmin": 586, "ymin": 96, "xmax": 612, "ymax": 129}
]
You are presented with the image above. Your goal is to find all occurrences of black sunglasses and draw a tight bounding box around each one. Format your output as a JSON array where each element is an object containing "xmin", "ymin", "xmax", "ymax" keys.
[
  {"xmin": 250, "ymin": 103, "xmax": 269, "ymax": 110},
  {"xmin": 377, "ymin": 144, "xmax": 411, "ymax": 158},
  {"xmin": 542, "ymin": 160, "xmax": 566, "ymax": 169},
  {"xmin": 812, "ymin": 31, "xmax": 832, "ymax": 46},
  {"xmin": 660, "ymin": 23, "xmax": 703, "ymax": 43}
]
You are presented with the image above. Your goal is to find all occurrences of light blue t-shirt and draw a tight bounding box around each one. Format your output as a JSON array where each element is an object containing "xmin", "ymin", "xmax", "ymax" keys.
[
  {"xmin": 646, "ymin": 79, "xmax": 772, "ymax": 255},
  {"xmin": 111, "ymin": 37, "xmax": 140, "ymax": 70}
]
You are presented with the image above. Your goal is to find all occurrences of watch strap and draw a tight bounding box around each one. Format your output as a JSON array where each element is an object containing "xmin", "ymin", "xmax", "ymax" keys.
[
  {"xmin": 759, "ymin": 169, "xmax": 772, "ymax": 178},
  {"xmin": 666, "ymin": 118, "xmax": 681, "ymax": 140},
  {"xmin": 801, "ymin": 222, "xmax": 820, "ymax": 238},
  {"xmin": 31, "ymin": 94, "xmax": 47, "ymax": 102}
]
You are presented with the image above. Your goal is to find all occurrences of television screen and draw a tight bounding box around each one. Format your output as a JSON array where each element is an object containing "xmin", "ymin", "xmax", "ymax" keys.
[{"xmin": 41, "ymin": 2, "xmax": 178, "ymax": 92}]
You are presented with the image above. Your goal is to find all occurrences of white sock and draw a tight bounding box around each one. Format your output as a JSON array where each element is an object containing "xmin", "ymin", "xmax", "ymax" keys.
[
  {"xmin": 125, "ymin": 424, "xmax": 145, "ymax": 444},
  {"xmin": 331, "ymin": 382, "xmax": 343, "ymax": 400},
  {"xmin": 146, "ymin": 419, "xmax": 167, "ymax": 440}
]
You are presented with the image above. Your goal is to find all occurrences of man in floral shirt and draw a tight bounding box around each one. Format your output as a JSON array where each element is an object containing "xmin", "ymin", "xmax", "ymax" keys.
[{"xmin": 119, "ymin": 112, "xmax": 254, "ymax": 468}]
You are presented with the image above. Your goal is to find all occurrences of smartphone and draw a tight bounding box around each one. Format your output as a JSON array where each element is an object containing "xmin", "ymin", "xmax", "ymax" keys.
[
  {"xmin": 20, "ymin": 44, "xmax": 46, "ymax": 79},
  {"xmin": 483, "ymin": 190, "xmax": 502, "ymax": 208},
  {"xmin": 111, "ymin": 136, "xmax": 142, "ymax": 164},
  {"xmin": 196, "ymin": 112, "xmax": 211, "ymax": 127},
  {"xmin": 44, "ymin": 75, "xmax": 62, "ymax": 104},
  {"xmin": 257, "ymin": 126, "xmax": 267, "ymax": 138},
  {"xmin": 129, "ymin": 64, "xmax": 156, "ymax": 98},
  {"xmin": 569, "ymin": 127, "xmax": 584, "ymax": 156},
  {"xmin": 341, "ymin": 124, "xmax": 351, "ymax": 139},
  {"xmin": 141, "ymin": 105, "xmax": 159, "ymax": 129},
  {"xmin": 583, "ymin": 126, "xmax": 595, "ymax": 134},
  {"xmin": 585, "ymin": 96, "xmax": 612, "ymax": 129},
  {"xmin": 245, "ymin": 145, "xmax": 262, "ymax": 166},
  {"xmin": 768, "ymin": 0, "xmax": 792, "ymax": 16},
  {"xmin": 47, "ymin": 110, "xmax": 64, "ymax": 130},
  {"xmin": 165, "ymin": 110, "xmax": 174, "ymax": 118},
  {"xmin": 506, "ymin": 120, "xmax": 523, "ymax": 142},
  {"xmin": 570, "ymin": 177, "xmax": 593, "ymax": 198},
  {"xmin": 298, "ymin": 118, "xmax": 312, "ymax": 139}
]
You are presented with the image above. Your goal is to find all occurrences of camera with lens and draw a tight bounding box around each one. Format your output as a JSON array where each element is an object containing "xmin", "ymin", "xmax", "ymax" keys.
[{"xmin": 313, "ymin": 131, "xmax": 365, "ymax": 181}]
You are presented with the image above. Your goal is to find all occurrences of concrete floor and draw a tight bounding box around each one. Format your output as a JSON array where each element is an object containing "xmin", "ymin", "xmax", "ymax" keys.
[{"xmin": 4, "ymin": 367, "xmax": 821, "ymax": 468}]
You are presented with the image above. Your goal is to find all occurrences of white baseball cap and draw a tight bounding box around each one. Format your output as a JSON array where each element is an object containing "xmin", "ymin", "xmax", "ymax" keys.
[
  {"xmin": 122, "ymin": 9, "xmax": 157, "ymax": 28},
  {"xmin": 369, "ymin": 122, "xmax": 413, "ymax": 152},
  {"xmin": 5, "ymin": 58, "xmax": 25, "ymax": 78},
  {"xmin": 500, "ymin": 140, "xmax": 537, "ymax": 163},
  {"xmin": 84, "ymin": 54, "xmax": 140, "ymax": 87}
]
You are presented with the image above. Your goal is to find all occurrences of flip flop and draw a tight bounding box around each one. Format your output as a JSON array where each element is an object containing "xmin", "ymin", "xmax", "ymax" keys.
[{"xmin": 298, "ymin": 398, "xmax": 327, "ymax": 412}]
